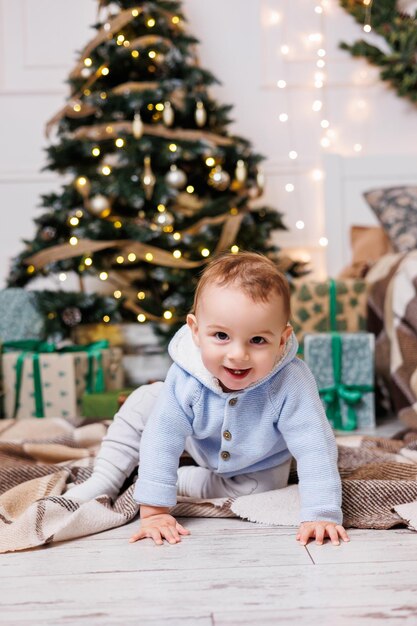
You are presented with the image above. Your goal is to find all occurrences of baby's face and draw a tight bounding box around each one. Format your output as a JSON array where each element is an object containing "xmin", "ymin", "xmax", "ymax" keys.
[{"xmin": 187, "ymin": 283, "xmax": 292, "ymax": 392}]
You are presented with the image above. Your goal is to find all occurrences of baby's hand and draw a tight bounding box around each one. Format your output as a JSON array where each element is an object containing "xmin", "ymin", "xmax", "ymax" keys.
[
  {"xmin": 296, "ymin": 521, "xmax": 349, "ymax": 546},
  {"xmin": 129, "ymin": 513, "xmax": 190, "ymax": 546}
]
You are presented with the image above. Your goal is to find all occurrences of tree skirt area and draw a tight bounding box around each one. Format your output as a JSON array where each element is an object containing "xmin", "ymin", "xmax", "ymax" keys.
[{"xmin": 1, "ymin": 418, "xmax": 417, "ymax": 553}]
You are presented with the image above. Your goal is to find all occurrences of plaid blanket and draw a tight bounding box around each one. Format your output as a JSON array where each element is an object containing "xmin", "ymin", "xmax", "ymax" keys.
[
  {"xmin": 2, "ymin": 417, "xmax": 417, "ymax": 553},
  {"xmin": 367, "ymin": 250, "xmax": 417, "ymax": 429}
]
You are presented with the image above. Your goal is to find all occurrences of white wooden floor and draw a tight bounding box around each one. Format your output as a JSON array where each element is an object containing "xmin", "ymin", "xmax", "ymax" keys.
[{"xmin": 2, "ymin": 416, "xmax": 417, "ymax": 626}]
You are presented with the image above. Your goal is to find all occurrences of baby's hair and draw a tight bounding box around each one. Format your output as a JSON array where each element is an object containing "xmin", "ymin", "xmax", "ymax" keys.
[{"xmin": 191, "ymin": 251, "xmax": 291, "ymax": 321}]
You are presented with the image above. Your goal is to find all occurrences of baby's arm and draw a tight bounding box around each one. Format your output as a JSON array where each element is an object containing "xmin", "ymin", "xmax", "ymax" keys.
[{"xmin": 67, "ymin": 383, "xmax": 163, "ymax": 501}]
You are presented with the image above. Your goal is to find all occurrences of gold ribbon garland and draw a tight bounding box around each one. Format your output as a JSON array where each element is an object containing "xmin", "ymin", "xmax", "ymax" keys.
[{"xmin": 71, "ymin": 120, "xmax": 234, "ymax": 147}]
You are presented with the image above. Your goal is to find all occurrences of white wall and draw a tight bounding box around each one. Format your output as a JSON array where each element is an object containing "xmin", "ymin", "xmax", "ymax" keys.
[{"xmin": 1, "ymin": 0, "xmax": 416, "ymax": 286}]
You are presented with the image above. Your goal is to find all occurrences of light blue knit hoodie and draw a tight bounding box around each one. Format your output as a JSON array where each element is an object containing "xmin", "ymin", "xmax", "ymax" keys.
[{"xmin": 134, "ymin": 325, "xmax": 343, "ymax": 524}]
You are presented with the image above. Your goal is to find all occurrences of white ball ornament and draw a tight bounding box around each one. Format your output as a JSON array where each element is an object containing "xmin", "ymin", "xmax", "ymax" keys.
[
  {"xmin": 89, "ymin": 194, "xmax": 110, "ymax": 215},
  {"xmin": 165, "ymin": 164, "xmax": 187, "ymax": 189}
]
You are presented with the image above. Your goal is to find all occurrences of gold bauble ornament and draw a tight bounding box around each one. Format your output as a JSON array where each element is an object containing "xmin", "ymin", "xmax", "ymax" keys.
[
  {"xmin": 195, "ymin": 100, "xmax": 207, "ymax": 127},
  {"xmin": 162, "ymin": 101, "xmax": 174, "ymax": 127},
  {"xmin": 141, "ymin": 155, "xmax": 156, "ymax": 200},
  {"xmin": 235, "ymin": 160, "xmax": 247, "ymax": 184},
  {"xmin": 132, "ymin": 112, "xmax": 144, "ymax": 139},
  {"xmin": 208, "ymin": 165, "xmax": 230, "ymax": 191},
  {"xmin": 165, "ymin": 164, "xmax": 187, "ymax": 189}
]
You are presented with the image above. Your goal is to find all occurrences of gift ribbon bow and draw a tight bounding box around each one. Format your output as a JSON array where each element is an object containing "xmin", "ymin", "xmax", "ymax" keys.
[
  {"xmin": 3, "ymin": 339, "xmax": 109, "ymax": 418},
  {"xmin": 318, "ymin": 333, "xmax": 373, "ymax": 431}
]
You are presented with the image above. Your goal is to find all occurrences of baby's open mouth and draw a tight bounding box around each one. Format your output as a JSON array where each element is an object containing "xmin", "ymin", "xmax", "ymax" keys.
[{"xmin": 224, "ymin": 367, "xmax": 251, "ymax": 378}]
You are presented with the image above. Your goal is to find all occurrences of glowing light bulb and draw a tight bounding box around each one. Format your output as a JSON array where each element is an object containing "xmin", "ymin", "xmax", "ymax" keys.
[
  {"xmin": 201, "ymin": 248, "xmax": 210, "ymax": 257},
  {"xmin": 173, "ymin": 232, "xmax": 181, "ymax": 240},
  {"xmin": 289, "ymin": 151, "xmax": 298, "ymax": 160},
  {"xmin": 69, "ymin": 236, "xmax": 78, "ymax": 246},
  {"xmin": 296, "ymin": 220, "xmax": 305, "ymax": 230},
  {"xmin": 69, "ymin": 217, "xmax": 79, "ymax": 226},
  {"xmin": 147, "ymin": 18, "xmax": 156, "ymax": 27},
  {"xmin": 173, "ymin": 250, "xmax": 182, "ymax": 259},
  {"xmin": 312, "ymin": 100, "xmax": 323, "ymax": 112},
  {"xmin": 114, "ymin": 290, "xmax": 122, "ymax": 299},
  {"xmin": 315, "ymin": 5, "xmax": 323, "ymax": 13},
  {"xmin": 102, "ymin": 165, "xmax": 111, "ymax": 176},
  {"xmin": 321, "ymin": 137, "xmax": 331, "ymax": 148},
  {"xmin": 308, "ymin": 33, "xmax": 322, "ymax": 43},
  {"xmin": 320, "ymin": 119, "xmax": 330, "ymax": 129},
  {"xmin": 116, "ymin": 256, "xmax": 124, "ymax": 264},
  {"xmin": 115, "ymin": 138, "xmax": 125, "ymax": 148},
  {"xmin": 103, "ymin": 315, "xmax": 110, "ymax": 323},
  {"xmin": 84, "ymin": 257, "xmax": 92, "ymax": 266},
  {"xmin": 186, "ymin": 185, "xmax": 194, "ymax": 193},
  {"xmin": 363, "ymin": 24, "xmax": 371, "ymax": 33},
  {"xmin": 354, "ymin": 143, "xmax": 363, "ymax": 152},
  {"xmin": 59, "ymin": 273, "xmax": 67, "ymax": 282},
  {"xmin": 99, "ymin": 272, "xmax": 108, "ymax": 280},
  {"xmin": 279, "ymin": 113, "xmax": 288, "ymax": 122},
  {"xmin": 317, "ymin": 49, "xmax": 326, "ymax": 57},
  {"xmin": 280, "ymin": 45, "xmax": 289, "ymax": 55},
  {"xmin": 172, "ymin": 16, "xmax": 180, "ymax": 24},
  {"xmin": 319, "ymin": 237, "xmax": 329, "ymax": 247},
  {"xmin": 131, "ymin": 50, "xmax": 139, "ymax": 58},
  {"xmin": 316, "ymin": 59, "xmax": 325, "ymax": 68},
  {"xmin": 312, "ymin": 169, "xmax": 324, "ymax": 181},
  {"xmin": 101, "ymin": 67, "xmax": 109, "ymax": 76},
  {"xmin": 128, "ymin": 253, "xmax": 137, "ymax": 262},
  {"xmin": 164, "ymin": 310, "xmax": 173, "ymax": 320},
  {"xmin": 169, "ymin": 143, "xmax": 177, "ymax": 152},
  {"xmin": 285, "ymin": 183, "xmax": 295, "ymax": 192},
  {"xmin": 205, "ymin": 157, "xmax": 215, "ymax": 166},
  {"xmin": 148, "ymin": 50, "xmax": 156, "ymax": 59},
  {"xmin": 132, "ymin": 9, "xmax": 139, "ymax": 16},
  {"xmin": 231, "ymin": 245, "xmax": 239, "ymax": 254},
  {"xmin": 145, "ymin": 253, "xmax": 154, "ymax": 262},
  {"xmin": 92, "ymin": 147, "xmax": 100, "ymax": 157},
  {"xmin": 84, "ymin": 57, "xmax": 92, "ymax": 67},
  {"xmin": 137, "ymin": 314, "xmax": 146, "ymax": 323},
  {"xmin": 277, "ymin": 80, "xmax": 287, "ymax": 89},
  {"xmin": 137, "ymin": 291, "xmax": 146, "ymax": 300}
]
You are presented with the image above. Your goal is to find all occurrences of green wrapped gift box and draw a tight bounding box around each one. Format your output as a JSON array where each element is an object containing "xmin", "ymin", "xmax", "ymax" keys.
[
  {"xmin": 81, "ymin": 388, "xmax": 136, "ymax": 418},
  {"xmin": 304, "ymin": 332, "xmax": 375, "ymax": 431}
]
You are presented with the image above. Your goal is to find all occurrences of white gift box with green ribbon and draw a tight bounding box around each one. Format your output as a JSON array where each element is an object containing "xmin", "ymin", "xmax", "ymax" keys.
[
  {"xmin": 304, "ymin": 332, "xmax": 375, "ymax": 431},
  {"xmin": 2, "ymin": 340, "xmax": 124, "ymax": 419}
]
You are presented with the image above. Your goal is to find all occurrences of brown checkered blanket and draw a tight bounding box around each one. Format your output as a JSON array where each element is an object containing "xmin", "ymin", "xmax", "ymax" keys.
[
  {"xmin": 367, "ymin": 250, "xmax": 417, "ymax": 429},
  {"xmin": 2, "ymin": 417, "xmax": 417, "ymax": 553}
]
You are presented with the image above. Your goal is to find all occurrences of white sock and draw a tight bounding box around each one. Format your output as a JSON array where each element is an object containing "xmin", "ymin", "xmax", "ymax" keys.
[{"xmin": 66, "ymin": 458, "xmax": 128, "ymax": 502}]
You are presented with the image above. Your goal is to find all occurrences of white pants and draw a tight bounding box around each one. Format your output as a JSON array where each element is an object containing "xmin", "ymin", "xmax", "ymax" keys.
[{"xmin": 68, "ymin": 382, "xmax": 291, "ymax": 501}]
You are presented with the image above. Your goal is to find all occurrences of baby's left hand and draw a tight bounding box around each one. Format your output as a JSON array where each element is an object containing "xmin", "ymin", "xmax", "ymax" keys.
[{"xmin": 297, "ymin": 521, "xmax": 349, "ymax": 546}]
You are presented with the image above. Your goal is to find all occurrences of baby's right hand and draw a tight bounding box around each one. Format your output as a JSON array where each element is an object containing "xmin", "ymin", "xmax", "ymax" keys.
[{"xmin": 129, "ymin": 513, "xmax": 190, "ymax": 546}]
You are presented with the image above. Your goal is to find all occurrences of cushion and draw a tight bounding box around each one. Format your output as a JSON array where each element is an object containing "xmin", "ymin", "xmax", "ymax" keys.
[
  {"xmin": 363, "ymin": 186, "xmax": 417, "ymax": 252},
  {"xmin": 338, "ymin": 225, "xmax": 392, "ymax": 278}
]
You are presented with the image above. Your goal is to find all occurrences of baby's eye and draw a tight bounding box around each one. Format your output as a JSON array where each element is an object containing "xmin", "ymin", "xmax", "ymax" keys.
[
  {"xmin": 215, "ymin": 331, "xmax": 229, "ymax": 341},
  {"xmin": 251, "ymin": 336, "xmax": 266, "ymax": 345}
]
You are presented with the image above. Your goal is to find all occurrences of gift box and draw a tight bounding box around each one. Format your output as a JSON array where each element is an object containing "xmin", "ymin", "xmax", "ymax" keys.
[
  {"xmin": 291, "ymin": 278, "xmax": 368, "ymax": 351},
  {"xmin": 72, "ymin": 323, "xmax": 125, "ymax": 347},
  {"xmin": 2, "ymin": 341, "xmax": 124, "ymax": 419},
  {"xmin": 0, "ymin": 289, "xmax": 46, "ymax": 342},
  {"xmin": 304, "ymin": 332, "xmax": 375, "ymax": 431},
  {"xmin": 81, "ymin": 388, "xmax": 135, "ymax": 419}
]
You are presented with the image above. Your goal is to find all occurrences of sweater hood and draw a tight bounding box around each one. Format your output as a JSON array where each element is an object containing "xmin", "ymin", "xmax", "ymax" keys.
[{"xmin": 168, "ymin": 324, "xmax": 299, "ymax": 395}]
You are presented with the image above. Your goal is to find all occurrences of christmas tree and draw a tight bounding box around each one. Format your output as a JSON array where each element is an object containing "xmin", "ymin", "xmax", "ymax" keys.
[
  {"xmin": 8, "ymin": 0, "xmax": 294, "ymax": 342},
  {"xmin": 340, "ymin": 0, "xmax": 417, "ymax": 105}
]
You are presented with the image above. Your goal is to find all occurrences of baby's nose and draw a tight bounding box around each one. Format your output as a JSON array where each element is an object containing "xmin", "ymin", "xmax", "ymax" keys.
[{"xmin": 228, "ymin": 343, "xmax": 250, "ymax": 361}]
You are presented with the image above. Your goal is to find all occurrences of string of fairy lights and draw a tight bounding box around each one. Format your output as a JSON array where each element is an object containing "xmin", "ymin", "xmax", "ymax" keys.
[{"xmin": 272, "ymin": 0, "xmax": 374, "ymax": 261}]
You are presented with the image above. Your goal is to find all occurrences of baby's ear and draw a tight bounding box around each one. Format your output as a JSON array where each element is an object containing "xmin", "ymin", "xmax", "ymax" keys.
[
  {"xmin": 187, "ymin": 313, "xmax": 200, "ymax": 346},
  {"xmin": 280, "ymin": 323, "xmax": 293, "ymax": 346}
]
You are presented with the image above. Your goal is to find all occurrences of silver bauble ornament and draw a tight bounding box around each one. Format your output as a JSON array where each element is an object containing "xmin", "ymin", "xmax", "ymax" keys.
[
  {"xmin": 132, "ymin": 112, "xmax": 143, "ymax": 139},
  {"xmin": 89, "ymin": 194, "xmax": 111, "ymax": 216},
  {"xmin": 40, "ymin": 226, "xmax": 57, "ymax": 242},
  {"xmin": 162, "ymin": 101, "xmax": 174, "ymax": 127},
  {"xmin": 165, "ymin": 164, "xmax": 187, "ymax": 189},
  {"xmin": 152, "ymin": 211, "xmax": 175, "ymax": 228},
  {"xmin": 195, "ymin": 100, "xmax": 207, "ymax": 127},
  {"xmin": 208, "ymin": 165, "xmax": 230, "ymax": 191}
]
